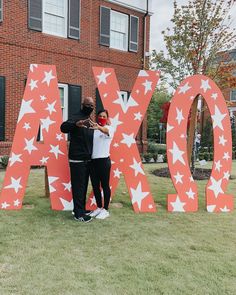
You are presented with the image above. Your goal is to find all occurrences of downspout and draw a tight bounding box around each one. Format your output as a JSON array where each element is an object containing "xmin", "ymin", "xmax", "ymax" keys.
[
  {"xmin": 143, "ymin": 0, "xmax": 149, "ymax": 69},
  {"xmin": 141, "ymin": 0, "xmax": 149, "ymax": 153}
]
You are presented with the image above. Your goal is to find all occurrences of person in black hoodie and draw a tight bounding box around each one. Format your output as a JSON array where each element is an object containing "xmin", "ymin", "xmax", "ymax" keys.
[{"xmin": 60, "ymin": 97, "xmax": 94, "ymax": 223}]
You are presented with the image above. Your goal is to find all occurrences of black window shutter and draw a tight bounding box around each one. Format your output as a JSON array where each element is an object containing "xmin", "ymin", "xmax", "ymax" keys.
[
  {"xmin": 68, "ymin": 84, "xmax": 82, "ymax": 120},
  {"xmin": 28, "ymin": 0, "xmax": 42, "ymax": 31},
  {"xmin": 100, "ymin": 6, "xmax": 110, "ymax": 46},
  {"xmin": 129, "ymin": 15, "xmax": 139, "ymax": 52},
  {"xmin": 0, "ymin": 0, "xmax": 3, "ymax": 22},
  {"xmin": 96, "ymin": 88, "xmax": 104, "ymax": 114},
  {"xmin": 0, "ymin": 76, "xmax": 5, "ymax": 141},
  {"xmin": 68, "ymin": 0, "xmax": 80, "ymax": 39}
]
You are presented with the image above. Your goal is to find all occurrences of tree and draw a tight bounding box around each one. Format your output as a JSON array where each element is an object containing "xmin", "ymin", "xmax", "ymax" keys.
[
  {"xmin": 147, "ymin": 88, "xmax": 171, "ymax": 142},
  {"xmin": 151, "ymin": 0, "xmax": 236, "ymax": 167}
]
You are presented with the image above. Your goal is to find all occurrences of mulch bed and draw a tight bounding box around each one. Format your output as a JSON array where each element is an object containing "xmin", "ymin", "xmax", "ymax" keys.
[{"xmin": 152, "ymin": 167, "xmax": 212, "ymax": 180}]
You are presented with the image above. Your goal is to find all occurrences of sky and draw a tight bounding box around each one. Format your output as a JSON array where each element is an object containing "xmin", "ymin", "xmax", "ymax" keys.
[{"xmin": 150, "ymin": 0, "xmax": 236, "ymax": 52}]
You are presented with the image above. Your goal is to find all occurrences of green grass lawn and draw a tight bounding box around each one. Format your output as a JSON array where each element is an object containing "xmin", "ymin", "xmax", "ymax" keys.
[{"xmin": 0, "ymin": 162, "xmax": 236, "ymax": 295}]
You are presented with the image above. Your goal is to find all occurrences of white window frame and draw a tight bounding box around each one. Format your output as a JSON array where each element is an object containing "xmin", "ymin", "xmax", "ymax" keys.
[
  {"xmin": 59, "ymin": 83, "xmax": 68, "ymax": 121},
  {"xmin": 42, "ymin": 0, "xmax": 68, "ymax": 38},
  {"xmin": 39, "ymin": 83, "xmax": 68, "ymax": 141},
  {"xmin": 110, "ymin": 10, "xmax": 128, "ymax": 51},
  {"xmin": 230, "ymin": 90, "xmax": 236, "ymax": 102}
]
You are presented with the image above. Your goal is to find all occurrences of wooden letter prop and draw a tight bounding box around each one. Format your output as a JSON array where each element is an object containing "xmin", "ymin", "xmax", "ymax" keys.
[
  {"xmin": 0, "ymin": 65, "xmax": 72, "ymax": 210},
  {"xmin": 87, "ymin": 68, "xmax": 160, "ymax": 212},
  {"xmin": 167, "ymin": 75, "xmax": 233, "ymax": 213}
]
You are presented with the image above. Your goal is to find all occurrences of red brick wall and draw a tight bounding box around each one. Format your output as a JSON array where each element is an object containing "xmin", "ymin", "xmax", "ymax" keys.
[{"xmin": 0, "ymin": 0, "xmax": 150, "ymax": 155}]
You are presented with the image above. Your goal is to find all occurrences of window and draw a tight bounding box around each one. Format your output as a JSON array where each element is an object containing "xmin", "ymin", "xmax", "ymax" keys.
[
  {"xmin": 43, "ymin": 0, "xmax": 67, "ymax": 37},
  {"xmin": 59, "ymin": 84, "xmax": 68, "ymax": 121},
  {"xmin": 230, "ymin": 90, "xmax": 236, "ymax": 102},
  {"xmin": 28, "ymin": 0, "xmax": 80, "ymax": 39},
  {"xmin": 110, "ymin": 11, "xmax": 128, "ymax": 51},
  {"xmin": 100, "ymin": 6, "xmax": 139, "ymax": 52},
  {"xmin": 0, "ymin": 76, "xmax": 5, "ymax": 141},
  {"xmin": 0, "ymin": 0, "xmax": 3, "ymax": 22}
]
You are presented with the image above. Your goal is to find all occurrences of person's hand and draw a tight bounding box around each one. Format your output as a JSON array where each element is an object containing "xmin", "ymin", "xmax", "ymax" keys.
[
  {"xmin": 76, "ymin": 118, "xmax": 91, "ymax": 128},
  {"xmin": 89, "ymin": 120, "xmax": 99, "ymax": 130}
]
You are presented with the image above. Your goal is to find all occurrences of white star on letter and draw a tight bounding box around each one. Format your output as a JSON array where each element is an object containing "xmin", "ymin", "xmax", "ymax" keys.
[
  {"xmin": 49, "ymin": 145, "xmax": 64, "ymax": 159},
  {"xmin": 40, "ymin": 116, "xmax": 56, "ymax": 132},
  {"xmin": 220, "ymin": 206, "xmax": 230, "ymax": 212},
  {"xmin": 59, "ymin": 198, "xmax": 73, "ymax": 211},
  {"xmin": 113, "ymin": 168, "xmax": 122, "ymax": 178},
  {"xmin": 176, "ymin": 108, "xmax": 184, "ymax": 125},
  {"xmin": 208, "ymin": 176, "xmax": 223, "ymax": 198},
  {"xmin": 134, "ymin": 112, "xmax": 143, "ymax": 121},
  {"xmin": 96, "ymin": 69, "xmax": 111, "ymax": 85},
  {"xmin": 48, "ymin": 176, "xmax": 59, "ymax": 193},
  {"xmin": 142, "ymin": 80, "xmax": 152, "ymax": 95},
  {"xmin": 24, "ymin": 137, "xmax": 38, "ymax": 154},
  {"xmin": 1, "ymin": 201, "xmax": 10, "ymax": 209},
  {"xmin": 129, "ymin": 158, "xmax": 145, "ymax": 176},
  {"xmin": 9, "ymin": 152, "xmax": 22, "ymax": 167},
  {"xmin": 131, "ymin": 182, "xmax": 149, "ymax": 210},
  {"xmin": 62, "ymin": 182, "xmax": 71, "ymax": 192},
  {"xmin": 167, "ymin": 124, "xmax": 174, "ymax": 132},
  {"xmin": 14, "ymin": 199, "xmax": 21, "ymax": 207},
  {"xmin": 211, "ymin": 93, "xmax": 218, "ymax": 100},
  {"xmin": 223, "ymin": 152, "xmax": 230, "ymax": 161},
  {"xmin": 28, "ymin": 79, "xmax": 38, "ymax": 91},
  {"xmin": 219, "ymin": 135, "xmax": 227, "ymax": 146},
  {"xmin": 170, "ymin": 196, "xmax": 186, "ymax": 212},
  {"xmin": 200, "ymin": 79, "xmax": 211, "ymax": 93},
  {"xmin": 211, "ymin": 105, "xmax": 226, "ymax": 130},
  {"xmin": 178, "ymin": 82, "xmax": 191, "ymax": 94},
  {"xmin": 121, "ymin": 133, "xmax": 136, "ymax": 148},
  {"xmin": 17, "ymin": 99, "xmax": 36, "ymax": 122},
  {"xmin": 186, "ymin": 188, "xmax": 195, "ymax": 199},
  {"xmin": 169, "ymin": 142, "xmax": 186, "ymax": 165},
  {"xmin": 113, "ymin": 91, "xmax": 138, "ymax": 113},
  {"xmin": 174, "ymin": 171, "xmax": 184, "ymax": 184},
  {"xmin": 223, "ymin": 171, "xmax": 230, "ymax": 180},
  {"xmin": 30, "ymin": 64, "xmax": 38, "ymax": 72},
  {"xmin": 42, "ymin": 70, "xmax": 56, "ymax": 86},
  {"xmin": 56, "ymin": 133, "xmax": 64, "ymax": 141},
  {"xmin": 40, "ymin": 157, "xmax": 49, "ymax": 165},
  {"xmin": 109, "ymin": 113, "xmax": 123, "ymax": 132},
  {"xmin": 45, "ymin": 101, "xmax": 56, "ymax": 115},
  {"xmin": 4, "ymin": 177, "xmax": 23, "ymax": 193},
  {"xmin": 23, "ymin": 122, "xmax": 31, "ymax": 130},
  {"xmin": 214, "ymin": 160, "xmax": 222, "ymax": 172}
]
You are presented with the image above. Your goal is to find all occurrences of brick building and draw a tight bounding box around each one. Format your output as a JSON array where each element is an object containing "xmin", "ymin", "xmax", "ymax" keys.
[{"xmin": 0, "ymin": 0, "xmax": 153, "ymax": 155}]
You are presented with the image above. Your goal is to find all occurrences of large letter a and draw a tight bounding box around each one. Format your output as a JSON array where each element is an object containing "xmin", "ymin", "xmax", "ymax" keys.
[{"xmin": 0, "ymin": 65, "xmax": 72, "ymax": 210}]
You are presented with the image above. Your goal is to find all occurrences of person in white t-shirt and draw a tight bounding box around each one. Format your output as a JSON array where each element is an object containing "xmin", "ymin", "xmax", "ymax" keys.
[{"xmin": 89, "ymin": 109, "xmax": 114, "ymax": 219}]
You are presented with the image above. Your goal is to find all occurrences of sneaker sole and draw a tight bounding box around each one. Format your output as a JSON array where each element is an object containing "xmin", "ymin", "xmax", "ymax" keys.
[{"xmin": 74, "ymin": 217, "xmax": 93, "ymax": 223}]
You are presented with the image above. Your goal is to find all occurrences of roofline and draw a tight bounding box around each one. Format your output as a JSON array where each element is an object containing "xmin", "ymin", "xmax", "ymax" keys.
[{"xmin": 104, "ymin": 0, "xmax": 154, "ymax": 15}]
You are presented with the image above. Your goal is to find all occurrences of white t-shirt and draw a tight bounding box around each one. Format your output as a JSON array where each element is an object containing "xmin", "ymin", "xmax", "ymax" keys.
[{"xmin": 92, "ymin": 125, "xmax": 114, "ymax": 159}]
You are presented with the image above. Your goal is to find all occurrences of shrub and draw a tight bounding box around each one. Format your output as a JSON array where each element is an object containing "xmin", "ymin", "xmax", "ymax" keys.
[
  {"xmin": 147, "ymin": 142, "xmax": 159, "ymax": 154},
  {"xmin": 163, "ymin": 153, "xmax": 167, "ymax": 163},
  {"xmin": 152, "ymin": 153, "xmax": 158, "ymax": 162},
  {"xmin": 143, "ymin": 153, "xmax": 152, "ymax": 163},
  {"xmin": 0, "ymin": 155, "xmax": 9, "ymax": 168}
]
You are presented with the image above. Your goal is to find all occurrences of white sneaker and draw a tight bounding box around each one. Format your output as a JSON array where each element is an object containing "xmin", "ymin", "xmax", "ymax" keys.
[
  {"xmin": 90, "ymin": 208, "xmax": 102, "ymax": 217},
  {"xmin": 96, "ymin": 209, "xmax": 110, "ymax": 219}
]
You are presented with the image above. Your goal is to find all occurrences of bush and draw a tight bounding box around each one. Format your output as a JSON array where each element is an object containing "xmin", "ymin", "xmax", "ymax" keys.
[
  {"xmin": 157, "ymin": 145, "xmax": 166, "ymax": 155},
  {"xmin": 143, "ymin": 153, "xmax": 152, "ymax": 163},
  {"xmin": 147, "ymin": 142, "xmax": 159, "ymax": 154},
  {"xmin": 152, "ymin": 153, "xmax": 158, "ymax": 162},
  {"xmin": 163, "ymin": 153, "xmax": 167, "ymax": 163},
  {"xmin": 209, "ymin": 152, "xmax": 214, "ymax": 161},
  {"xmin": 0, "ymin": 155, "xmax": 9, "ymax": 168}
]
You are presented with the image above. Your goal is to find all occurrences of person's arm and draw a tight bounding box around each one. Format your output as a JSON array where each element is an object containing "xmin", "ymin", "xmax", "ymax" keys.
[
  {"xmin": 60, "ymin": 118, "xmax": 90, "ymax": 133},
  {"xmin": 89, "ymin": 120, "xmax": 109, "ymax": 135}
]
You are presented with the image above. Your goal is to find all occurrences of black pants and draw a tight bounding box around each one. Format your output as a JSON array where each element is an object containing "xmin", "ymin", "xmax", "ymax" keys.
[
  {"xmin": 90, "ymin": 157, "xmax": 111, "ymax": 210},
  {"xmin": 70, "ymin": 161, "xmax": 91, "ymax": 217}
]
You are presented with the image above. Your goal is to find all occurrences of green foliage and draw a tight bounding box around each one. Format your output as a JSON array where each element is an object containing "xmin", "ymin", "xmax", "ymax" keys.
[
  {"xmin": 143, "ymin": 153, "xmax": 152, "ymax": 163},
  {"xmin": 151, "ymin": 0, "xmax": 236, "ymax": 89},
  {"xmin": 201, "ymin": 119, "xmax": 213, "ymax": 149},
  {"xmin": 147, "ymin": 141, "xmax": 159, "ymax": 154},
  {"xmin": 147, "ymin": 89, "xmax": 171, "ymax": 142},
  {"xmin": 0, "ymin": 155, "xmax": 9, "ymax": 168}
]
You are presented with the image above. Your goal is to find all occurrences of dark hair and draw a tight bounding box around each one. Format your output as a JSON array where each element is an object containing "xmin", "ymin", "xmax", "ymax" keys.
[{"xmin": 97, "ymin": 109, "xmax": 109, "ymax": 117}]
